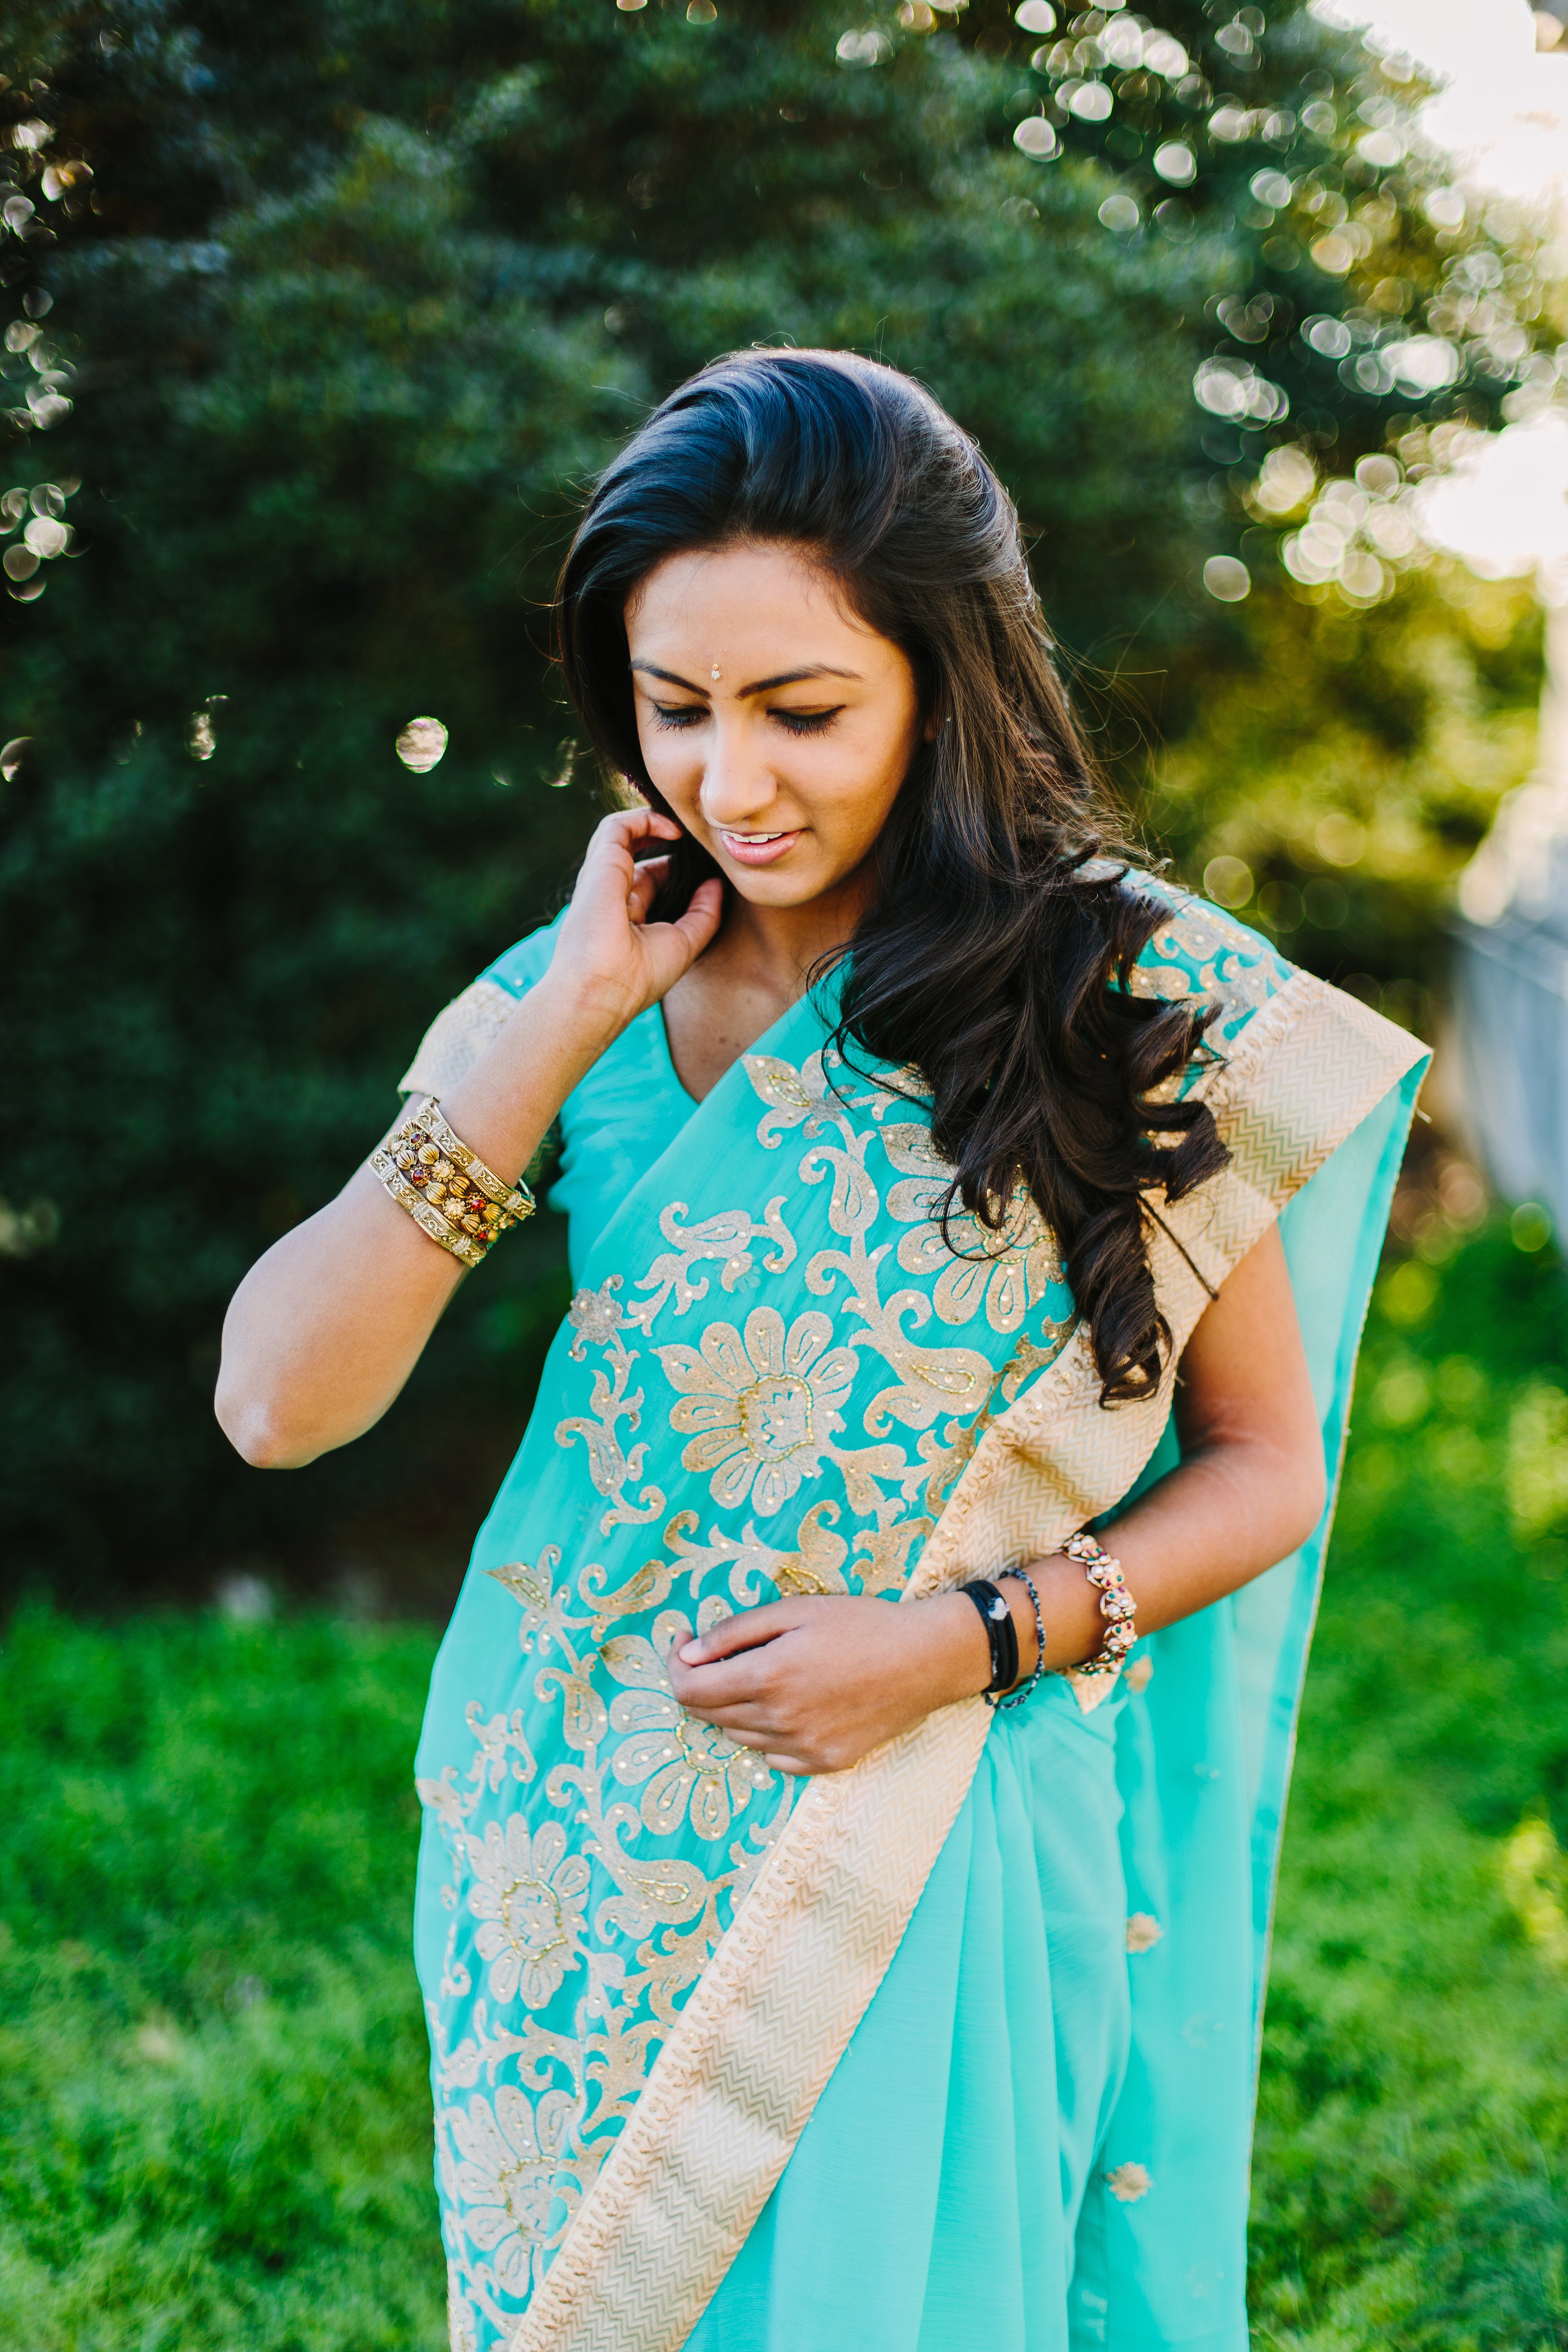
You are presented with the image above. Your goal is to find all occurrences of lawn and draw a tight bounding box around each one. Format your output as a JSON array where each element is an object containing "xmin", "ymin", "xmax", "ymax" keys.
[{"xmin": 2, "ymin": 1219, "xmax": 1565, "ymax": 2350}]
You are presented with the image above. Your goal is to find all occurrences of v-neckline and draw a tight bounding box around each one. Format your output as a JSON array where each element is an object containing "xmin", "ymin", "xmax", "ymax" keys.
[
  {"xmin": 654, "ymin": 1001, "xmax": 704, "ymax": 1111},
  {"xmin": 652, "ymin": 967, "xmax": 843, "ymax": 1115}
]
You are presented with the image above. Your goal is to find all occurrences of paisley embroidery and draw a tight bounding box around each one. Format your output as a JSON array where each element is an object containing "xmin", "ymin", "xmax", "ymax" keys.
[{"xmin": 1123, "ymin": 886, "xmax": 1292, "ymax": 1056}]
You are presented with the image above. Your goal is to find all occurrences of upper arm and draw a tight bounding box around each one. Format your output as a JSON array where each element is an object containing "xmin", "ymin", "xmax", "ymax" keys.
[
  {"xmin": 1173, "ymin": 1222, "xmax": 1322, "ymax": 1486},
  {"xmin": 396, "ymin": 916, "xmax": 566, "ymax": 1101}
]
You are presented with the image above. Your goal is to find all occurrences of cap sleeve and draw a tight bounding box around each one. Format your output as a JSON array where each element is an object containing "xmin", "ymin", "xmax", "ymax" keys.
[
  {"xmin": 396, "ymin": 915, "xmax": 564, "ymax": 1098},
  {"xmin": 1122, "ymin": 879, "xmax": 1294, "ymax": 1044},
  {"xmin": 398, "ymin": 976, "xmax": 523, "ymax": 1098}
]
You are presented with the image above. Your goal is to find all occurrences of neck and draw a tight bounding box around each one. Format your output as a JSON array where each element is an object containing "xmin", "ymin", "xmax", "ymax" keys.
[{"xmin": 720, "ymin": 863, "xmax": 875, "ymax": 1001}]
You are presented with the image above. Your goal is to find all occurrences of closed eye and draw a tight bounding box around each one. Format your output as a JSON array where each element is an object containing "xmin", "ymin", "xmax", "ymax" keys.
[
  {"xmin": 650, "ymin": 702, "xmax": 843, "ymax": 735},
  {"xmin": 771, "ymin": 706, "xmax": 842, "ymax": 735}
]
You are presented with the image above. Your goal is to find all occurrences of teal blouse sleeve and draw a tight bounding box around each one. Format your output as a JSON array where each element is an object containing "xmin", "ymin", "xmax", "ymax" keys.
[{"xmin": 397, "ymin": 909, "xmax": 697, "ymax": 1284}]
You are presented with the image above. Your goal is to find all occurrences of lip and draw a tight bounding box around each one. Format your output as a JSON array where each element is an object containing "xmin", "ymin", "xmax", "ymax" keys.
[{"xmin": 718, "ymin": 828, "xmax": 803, "ymax": 868}]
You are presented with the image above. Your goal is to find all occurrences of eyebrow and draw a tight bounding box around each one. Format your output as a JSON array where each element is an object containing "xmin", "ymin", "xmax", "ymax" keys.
[{"xmin": 630, "ymin": 661, "xmax": 860, "ymax": 698}]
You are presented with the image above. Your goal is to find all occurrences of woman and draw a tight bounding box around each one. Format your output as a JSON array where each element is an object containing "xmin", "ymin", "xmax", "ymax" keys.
[{"xmin": 217, "ymin": 351, "xmax": 1426, "ymax": 2352}]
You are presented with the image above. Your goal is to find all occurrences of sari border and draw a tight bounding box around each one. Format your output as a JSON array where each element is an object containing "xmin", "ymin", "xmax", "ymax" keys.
[{"xmin": 507, "ymin": 971, "xmax": 1426, "ymax": 2352}]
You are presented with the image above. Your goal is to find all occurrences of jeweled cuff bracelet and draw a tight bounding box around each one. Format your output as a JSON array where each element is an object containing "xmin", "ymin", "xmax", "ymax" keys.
[{"xmin": 370, "ymin": 1098, "xmax": 534, "ymax": 1269}]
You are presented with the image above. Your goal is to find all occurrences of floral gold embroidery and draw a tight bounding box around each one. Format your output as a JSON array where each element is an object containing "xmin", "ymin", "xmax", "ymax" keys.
[
  {"xmin": 1123, "ymin": 888, "xmax": 1292, "ymax": 1055},
  {"xmin": 422, "ymin": 884, "xmax": 1294, "ymax": 2341},
  {"xmin": 445, "ymin": 2085, "xmax": 581, "ymax": 2297},
  {"xmin": 657, "ymin": 1305, "xmax": 857, "ymax": 1516},
  {"xmin": 881, "ymin": 1123, "xmax": 1064, "ymax": 1334},
  {"xmin": 465, "ymin": 1818, "xmax": 590, "ymax": 2008},
  {"xmin": 602, "ymin": 1620, "xmax": 772, "ymax": 1841}
]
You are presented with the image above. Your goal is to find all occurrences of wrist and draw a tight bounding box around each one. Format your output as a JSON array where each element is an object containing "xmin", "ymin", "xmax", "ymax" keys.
[
  {"xmin": 920, "ymin": 1589, "xmax": 998, "ymax": 1705},
  {"xmin": 526, "ymin": 966, "xmax": 634, "ymax": 1067},
  {"xmin": 1031, "ymin": 1548, "xmax": 1127, "ymax": 1671}
]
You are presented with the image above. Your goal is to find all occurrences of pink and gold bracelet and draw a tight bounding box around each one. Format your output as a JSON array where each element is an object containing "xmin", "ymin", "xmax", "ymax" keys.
[{"xmin": 1061, "ymin": 1529, "xmax": 1137, "ymax": 1681}]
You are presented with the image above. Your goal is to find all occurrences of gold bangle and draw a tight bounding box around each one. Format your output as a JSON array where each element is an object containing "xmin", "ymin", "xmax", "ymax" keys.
[{"xmin": 370, "ymin": 1098, "xmax": 534, "ymax": 1268}]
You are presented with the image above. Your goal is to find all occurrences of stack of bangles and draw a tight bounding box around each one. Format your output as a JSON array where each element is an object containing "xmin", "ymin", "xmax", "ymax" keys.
[
  {"xmin": 960, "ymin": 1530, "xmax": 1135, "ymax": 1708},
  {"xmin": 370, "ymin": 1098, "xmax": 535, "ymax": 1269}
]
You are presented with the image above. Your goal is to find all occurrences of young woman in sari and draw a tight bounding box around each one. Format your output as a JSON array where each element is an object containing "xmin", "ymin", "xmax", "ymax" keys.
[{"xmin": 217, "ymin": 351, "xmax": 1425, "ymax": 2352}]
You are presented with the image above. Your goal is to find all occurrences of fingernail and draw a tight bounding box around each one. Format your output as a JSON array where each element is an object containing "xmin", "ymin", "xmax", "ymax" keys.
[{"xmin": 678, "ymin": 1641, "xmax": 704, "ymax": 1663}]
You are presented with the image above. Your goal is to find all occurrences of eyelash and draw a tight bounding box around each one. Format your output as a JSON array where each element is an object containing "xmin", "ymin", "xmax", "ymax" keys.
[{"xmin": 651, "ymin": 705, "xmax": 842, "ymax": 737}]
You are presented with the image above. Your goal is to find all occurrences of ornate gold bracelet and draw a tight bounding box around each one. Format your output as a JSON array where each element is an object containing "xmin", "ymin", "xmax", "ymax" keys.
[
  {"xmin": 1061, "ymin": 1529, "xmax": 1137, "ymax": 1681},
  {"xmin": 370, "ymin": 1098, "xmax": 534, "ymax": 1269}
]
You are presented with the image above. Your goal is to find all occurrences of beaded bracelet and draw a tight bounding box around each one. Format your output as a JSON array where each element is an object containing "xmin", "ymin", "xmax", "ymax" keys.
[
  {"xmin": 992, "ymin": 1566, "xmax": 1047, "ymax": 1712},
  {"xmin": 370, "ymin": 1098, "xmax": 534, "ymax": 1269},
  {"xmin": 1061, "ymin": 1529, "xmax": 1137, "ymax": 1682}
]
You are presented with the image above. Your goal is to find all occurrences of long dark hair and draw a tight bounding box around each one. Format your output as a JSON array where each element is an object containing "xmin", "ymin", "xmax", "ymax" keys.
[{"xmin": 555, "ymin": 350, "xmax": 1227, "ymax": 1405}]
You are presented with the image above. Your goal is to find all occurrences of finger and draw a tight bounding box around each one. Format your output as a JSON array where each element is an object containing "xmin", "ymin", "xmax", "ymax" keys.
[
  {"xmin": 594, "ymin": 804, "xmax": 681, "ymax": 854},
  {"xmin": 764, "ymin": 1752, "xmax": 813, "ymax": 1777},
  {"xmin": 668, "ymin": 1654, "xmax": 775, "ymax": 1711},
  {"xmin": 688, "ymin": 1711, "xmax": 781, "ymax": 1747},
  {"xmin": 627, "ymin": 854, "xmax": 671, "ymax": 923},
  {"xmin": 678, "ymin": 1601, "xmax": 804, "ymax": 1665},
  {"xmin": 674, "ymin": 1687, "xmax": 791, "ymax": 1734},
  {"xmin": 669, "ymin": 876, "xmax": 724, "ymax": 959}
]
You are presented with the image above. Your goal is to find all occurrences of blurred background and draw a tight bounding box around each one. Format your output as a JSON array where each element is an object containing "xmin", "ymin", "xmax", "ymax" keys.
[{"xmin": 4, "ymin": 1, "xmax": 1568, "ymax": 2346}]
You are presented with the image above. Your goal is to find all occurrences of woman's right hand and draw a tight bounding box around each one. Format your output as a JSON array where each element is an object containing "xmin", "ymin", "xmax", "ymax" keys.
[
  {"xmin": 216, "ymin": 805, "xmax": 721, "ymax": 1472},
  {"xmin": 546, "ymin": 806, "xmax": 724, "ymax": 1036}
]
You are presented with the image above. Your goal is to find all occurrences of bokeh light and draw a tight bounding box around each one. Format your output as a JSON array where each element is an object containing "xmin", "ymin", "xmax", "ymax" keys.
[
  {"xmin": 396, "ymin": 717, "xmax": 450, "ymax": 772},
  {"xmin": 1203, "ymin": 556, "xmax": 1251, "ymax": 603}
]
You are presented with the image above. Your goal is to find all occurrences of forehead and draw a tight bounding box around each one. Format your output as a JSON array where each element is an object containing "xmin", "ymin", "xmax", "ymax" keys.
[{"xmin": 626, "ymin": 541, "xmax": 883, "ymax": 658}]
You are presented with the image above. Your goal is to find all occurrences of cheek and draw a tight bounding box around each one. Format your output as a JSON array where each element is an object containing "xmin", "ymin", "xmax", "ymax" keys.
[
  {"xmin": 637, "ymin": 721, "xmax": 700, "ymax": 800},
  {"xmin": 810, "ymin": 721, "xmax": 915, "ymax": 837}
]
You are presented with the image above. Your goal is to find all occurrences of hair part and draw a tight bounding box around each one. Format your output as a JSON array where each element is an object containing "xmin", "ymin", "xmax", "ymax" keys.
[{"xmin": 555, "ymin": 349, "xmax": 1228, "ymax": 1404}]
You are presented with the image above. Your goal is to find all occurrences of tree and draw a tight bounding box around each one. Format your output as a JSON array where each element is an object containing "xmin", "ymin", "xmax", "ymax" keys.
[{"xmin": 0, "ymin": 0, "xmax": 1550, "ymax": 1594}]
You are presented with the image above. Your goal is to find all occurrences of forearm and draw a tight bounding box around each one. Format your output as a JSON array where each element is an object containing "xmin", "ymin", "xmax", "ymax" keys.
[
  {"xmin": 215, "ymin": 971, "xmax": 619, "ymax": 1467},
  {"xmin": 1005, "ymin": 1426, "xmax": 1329, "ymax": 1676},
  {"xmin": 676, "ymin": 1224, "xmax": 1327, "ymax": 1770},
  {"xmin": 673, "ymin": 1427, "xmax": 1327, "ymax": 1774}
]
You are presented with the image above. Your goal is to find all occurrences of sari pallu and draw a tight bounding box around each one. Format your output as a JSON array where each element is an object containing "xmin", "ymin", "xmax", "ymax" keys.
[{"xmin": 409, "ymin": 893, "xmax": 1426, "ymax": 2352}]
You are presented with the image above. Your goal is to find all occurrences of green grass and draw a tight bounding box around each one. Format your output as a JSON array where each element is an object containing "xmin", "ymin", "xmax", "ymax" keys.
[
  {"xmin": 2, "ymin": 1221, "xmax": 1567, "ymax": 2349},
  {"xmin": 0, "ymin": 1618, "xmax": 445, "ymax": 2349},
  {"xmin": 1251, "ymin": 1221, "xmax": 1568, "ymax": 2351}
]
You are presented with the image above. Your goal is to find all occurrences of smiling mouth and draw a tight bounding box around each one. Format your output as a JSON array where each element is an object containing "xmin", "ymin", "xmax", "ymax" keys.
[{"xmin": 718, "ymin": 827, "xmax": 803, "ymax": 864}]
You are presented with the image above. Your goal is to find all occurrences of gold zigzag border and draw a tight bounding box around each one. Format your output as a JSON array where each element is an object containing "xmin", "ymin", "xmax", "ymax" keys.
[{"xmin": 507, "ymin": 970, "xmax": 1427, "ymax": 2352}]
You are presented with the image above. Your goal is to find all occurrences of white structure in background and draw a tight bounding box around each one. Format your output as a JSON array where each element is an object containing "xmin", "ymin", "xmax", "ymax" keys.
[
  {"xmin": 1434, "ymin": 418, "xmax": 1568, "ymax": 1217},
  {"xmin": 1322, "ymin": 0, "xmax": 1568, "ymax": 1221},
  {"xmin": 1439, "ymin": 418, "xmax": 1568, "ymax": 1214}
]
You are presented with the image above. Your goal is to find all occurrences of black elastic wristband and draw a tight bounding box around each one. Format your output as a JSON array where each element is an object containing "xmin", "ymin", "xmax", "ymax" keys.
[{"xmin": 960, "ymin": 1579, "xmax": 1019, "ymax": 1694}]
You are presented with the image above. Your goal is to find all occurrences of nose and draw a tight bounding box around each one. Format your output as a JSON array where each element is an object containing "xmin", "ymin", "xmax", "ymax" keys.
[{"xmin": 698, "ymin": 710, "xmax": 784, "ymax": 829}]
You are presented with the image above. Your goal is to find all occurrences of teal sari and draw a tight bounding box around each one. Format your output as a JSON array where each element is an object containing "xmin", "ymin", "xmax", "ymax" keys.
[{"xmin": 403, "ymin": 888, "xmax": 1425, "ymax": 2352}]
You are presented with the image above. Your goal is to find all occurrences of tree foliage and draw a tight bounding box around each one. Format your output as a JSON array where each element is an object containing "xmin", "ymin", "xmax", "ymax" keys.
[{"xmin": 0, "ymin": 0, "xmax": 1553, "ymax": 1590}]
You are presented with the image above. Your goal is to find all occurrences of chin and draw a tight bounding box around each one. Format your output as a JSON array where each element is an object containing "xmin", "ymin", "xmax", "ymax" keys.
[{"xmin": 724, "ymin": 866, "xmax": 836, "ymax": 905}]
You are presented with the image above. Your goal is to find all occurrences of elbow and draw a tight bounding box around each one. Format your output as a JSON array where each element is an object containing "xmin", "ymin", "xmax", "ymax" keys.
[
  {"xmin": 214, "ymin": 1381, "xmax": 320, "ymax": 1470},
  {"xmin": 1283, "ymin": 1440, "xmax": 1330, "ymax": 1557}
]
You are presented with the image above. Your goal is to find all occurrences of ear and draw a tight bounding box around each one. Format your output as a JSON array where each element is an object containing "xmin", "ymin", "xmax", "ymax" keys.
[{"xmin": 922, "ymin": 702, "xmax": 945, "ymax": 744}]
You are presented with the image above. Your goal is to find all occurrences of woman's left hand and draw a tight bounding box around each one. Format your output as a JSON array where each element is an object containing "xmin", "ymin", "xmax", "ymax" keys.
[{"xmin": 668, "ymin": 1593, "xmax": 995, "ymax": 1775}]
